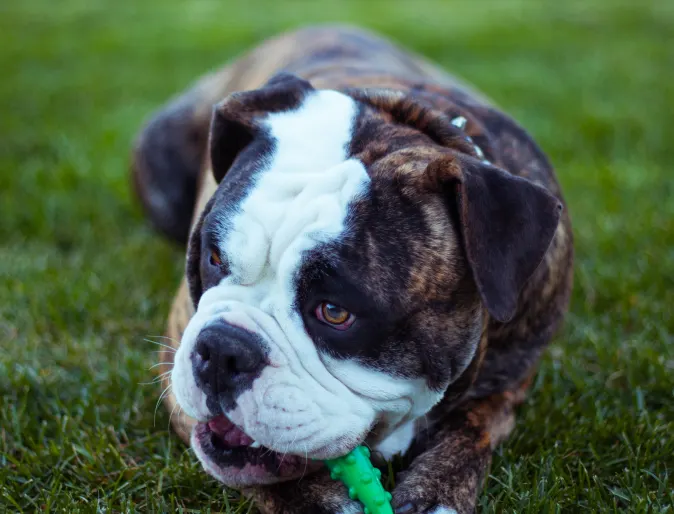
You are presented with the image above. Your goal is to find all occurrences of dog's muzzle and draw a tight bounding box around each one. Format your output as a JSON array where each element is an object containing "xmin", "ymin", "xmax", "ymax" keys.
[{"xmin": 186, "ymin": 320, "xmax": 323, "ymax": 486}]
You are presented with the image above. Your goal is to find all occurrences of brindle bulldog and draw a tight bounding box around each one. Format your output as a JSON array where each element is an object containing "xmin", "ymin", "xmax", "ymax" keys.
[{"xmin": 131, "ymin": 25, "xmax": 573, "ymax": 514}]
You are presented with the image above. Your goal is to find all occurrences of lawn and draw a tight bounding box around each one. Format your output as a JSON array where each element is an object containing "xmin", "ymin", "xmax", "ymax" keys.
[{"xmin": 1, "ymin": 0, "xmax": 673, "ymax": 512}]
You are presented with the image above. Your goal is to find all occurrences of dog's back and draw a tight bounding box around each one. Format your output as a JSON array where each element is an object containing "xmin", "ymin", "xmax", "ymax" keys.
[{"xmin": 132, "ymin": 25, "xmax": 491, "ymax": 244}]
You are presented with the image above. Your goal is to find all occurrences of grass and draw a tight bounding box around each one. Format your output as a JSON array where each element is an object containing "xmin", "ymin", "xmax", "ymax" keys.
[{"xmin": 1, "ymin": 0, "xmax": 673, "ymax": 511}]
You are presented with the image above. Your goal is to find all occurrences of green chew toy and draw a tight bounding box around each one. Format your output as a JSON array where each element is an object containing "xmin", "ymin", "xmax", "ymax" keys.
[{"xmin": 324, "ymin": 446, "xmax": 393, "ymax": 514}]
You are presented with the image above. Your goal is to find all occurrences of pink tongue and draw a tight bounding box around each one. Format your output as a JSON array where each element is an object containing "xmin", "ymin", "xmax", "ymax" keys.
[{"xmin": 208, "ymin": 415, "xmax": 254, "ymax": 447}]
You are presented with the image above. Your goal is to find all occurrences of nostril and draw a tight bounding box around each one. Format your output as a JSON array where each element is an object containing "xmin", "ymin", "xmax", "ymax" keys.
[
  {"xmin": 224, "ymin": 355, "xmax": 238, "ymax": 375},
  {"xmin": 193, "ymin": 337, "xmax": 212, "ymax": 383},
  {"xmin": 197, "ymin": 343, "xmax": 211, "ymax": 363}
]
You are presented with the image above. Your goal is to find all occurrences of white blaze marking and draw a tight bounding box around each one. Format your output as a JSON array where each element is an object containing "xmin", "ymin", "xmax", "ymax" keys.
[{"xmin": 218, "ymin": 89, "xmax": 365, "ymax": 288}]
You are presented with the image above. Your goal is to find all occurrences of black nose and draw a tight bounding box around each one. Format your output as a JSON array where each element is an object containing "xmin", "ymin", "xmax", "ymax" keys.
[{"xmin": 192, "ymin": 321, "xmax": 266, "ymax": 398}]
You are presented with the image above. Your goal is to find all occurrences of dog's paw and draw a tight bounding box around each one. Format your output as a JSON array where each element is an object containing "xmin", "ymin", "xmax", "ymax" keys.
[
  {"xmin": 392, "ymin": 484, "xmax": 474, "ymax": 514},
  {"xmin": 246, "ymin": 467, "xmax": 363, "ymax": 514},
  {"xmin": 390, "ymin": 460, "xmax": 480, "ymax": 514},
  {"xmin": 394, "ymin": 502, "xmax": 462, "ymax": 514}
]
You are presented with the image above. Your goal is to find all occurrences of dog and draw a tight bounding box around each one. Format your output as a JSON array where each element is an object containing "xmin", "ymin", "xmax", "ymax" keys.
[{"xmin": 131, "ymin": 25, "xmax": 573, "ymax": 514}]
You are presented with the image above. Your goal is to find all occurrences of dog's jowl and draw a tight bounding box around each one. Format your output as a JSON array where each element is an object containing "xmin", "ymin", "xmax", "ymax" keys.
[{"xmin": 132, "ymin": 26, "xmax": 573, "ymax": 514}]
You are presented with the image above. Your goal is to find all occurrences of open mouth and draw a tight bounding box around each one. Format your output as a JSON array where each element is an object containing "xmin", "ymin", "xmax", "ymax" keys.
[{"xmin": 192, "ymin": 414, "xmax": 323, "ymax": 487}]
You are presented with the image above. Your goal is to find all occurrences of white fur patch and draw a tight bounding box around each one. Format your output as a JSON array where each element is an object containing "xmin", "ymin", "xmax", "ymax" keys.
[
  {"xmin": 321, "ymin": 356, "xmax": 443, "ymax": 456},
  {"xmin": 172, "ymin": 89, "xmax": 444, "ymax": 463},
  {"xmin": 374, "ymin": 420, "xmax": 417, "ymax": 460},
  {"xmin": 216, "ymin": 89, "xmax": 363, "ymax": 287},
  {"xmin": 427, "ymin": 507, "xmax": 459, "ymax": 514}
]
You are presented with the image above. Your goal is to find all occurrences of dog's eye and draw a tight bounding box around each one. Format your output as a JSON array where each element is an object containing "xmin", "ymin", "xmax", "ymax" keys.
[
  {"xmin": 315, "ymin": 302, "xmax": 355, "ymax": 330},
  {"xmin": 209, "ymin": 249, "xmax": 222, "ymax": 267}
]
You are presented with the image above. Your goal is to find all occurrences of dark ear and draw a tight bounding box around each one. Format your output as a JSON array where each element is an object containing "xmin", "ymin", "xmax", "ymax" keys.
[
  {"xmin": 425, "ymin": 155, "xmax": 563, "ymax": 322},
  {"xmin": 209, "ymin": 73, "xmax": 314, "ymax": 182}
]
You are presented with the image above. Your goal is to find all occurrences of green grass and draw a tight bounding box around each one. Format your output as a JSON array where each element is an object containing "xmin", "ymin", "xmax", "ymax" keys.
[{"xmin": 1, "ymin": 0, "xmax": 673, "ymax": 511}]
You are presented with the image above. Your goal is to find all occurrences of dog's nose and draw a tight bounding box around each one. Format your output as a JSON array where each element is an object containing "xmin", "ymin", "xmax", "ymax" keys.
[{"xmin": 192, "ymin": 321, "xmax": 266, "ymax": 396}]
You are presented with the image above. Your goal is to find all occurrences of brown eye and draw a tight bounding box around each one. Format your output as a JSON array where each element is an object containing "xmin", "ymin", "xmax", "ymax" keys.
[
  {"xmin": 315, "ymin": 302, "xmax": 355, "ymax": 330},
  {"xmin": 209, "ymin": 249, "xmax": 222, "ymax": 267}
]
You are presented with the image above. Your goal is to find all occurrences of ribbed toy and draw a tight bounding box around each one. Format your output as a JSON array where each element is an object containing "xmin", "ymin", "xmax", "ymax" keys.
[{"xmin": 324, "ymin": 446, "xmax": 393, "ymax": 514}]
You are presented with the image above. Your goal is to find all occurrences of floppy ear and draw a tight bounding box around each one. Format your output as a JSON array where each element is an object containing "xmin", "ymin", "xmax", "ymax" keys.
[
  {"xmin": 209, "ymin": 73, "xmax": 314, "ymax": 183},
  {"xmin": 425, "ymin": 155, "xmax": 563, "ymax": 322}
]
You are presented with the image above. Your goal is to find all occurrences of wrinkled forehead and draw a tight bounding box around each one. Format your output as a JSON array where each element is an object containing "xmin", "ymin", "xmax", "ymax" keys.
[{"xmin": 207, "ymin": 89, "xmax": 368, "ymax": 289}]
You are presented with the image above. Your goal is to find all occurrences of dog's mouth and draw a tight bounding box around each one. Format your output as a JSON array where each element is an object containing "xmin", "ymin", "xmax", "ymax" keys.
[{"xmin": 192, "ymin": 414, "xmax": 323, "ymax": 487}]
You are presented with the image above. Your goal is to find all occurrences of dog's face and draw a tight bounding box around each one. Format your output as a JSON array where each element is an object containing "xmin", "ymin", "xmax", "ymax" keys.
[{"xmin": 171, "ymin": 74, "xmax": 562, "ymax": 487}]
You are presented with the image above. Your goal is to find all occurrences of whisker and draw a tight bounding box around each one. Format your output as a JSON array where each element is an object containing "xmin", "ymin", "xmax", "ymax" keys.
[
  {"xmin": 276, "ymin": 448, "xmax": 288, "ymax": 471},
  {"xmin": 261, "ymin": 431, "xmax": 286, "ymax": 458},
  {"xmin": 260, "ymin": 441, "xmax": 276, "ymax": 458},
  {"xmin": 158, "ymin": 384, "xmax": 173, "ymax": 402},
  {"xmin": 168, "ymin": 401, "xmax": 179, "ymax": 432},
  {"xmin": 143, "ymin": 338, "xmax": 177, "ymax": 352},
  {"xmin": 149, "ymin": 362, "xmax": 174, "ymax": 370},
  {"xmin": 138, "ymin": 370, "xmax": 172, "ymax": 386},
  {"xmin": 277, "ymin": 432, "xmax": 299, "ymax": 472},
  {"xmin": 298, "ymin": 444, "xmax": 309, "ymax": 484},
  {"xmin": 260, "ymin": 432, "xmax": 280, "ymax": 458},
  {"xmin": 147, "ymin": 334, "xmax": 180, "ymax": 344},
  {"xmin": 154, "ymin": 383, "xmax": 172, "ymax": 427}
]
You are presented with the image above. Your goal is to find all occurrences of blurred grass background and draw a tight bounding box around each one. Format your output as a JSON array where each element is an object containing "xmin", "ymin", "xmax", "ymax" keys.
[{"xmin": 1, "ymin": 0, "xmax": 673, "ymax": 512}]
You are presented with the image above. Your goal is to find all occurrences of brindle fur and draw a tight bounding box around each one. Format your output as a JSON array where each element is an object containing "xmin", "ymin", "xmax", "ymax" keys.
[{"xmin": 134, "ymin": 25, "xmax": 573, "ymax": 514}]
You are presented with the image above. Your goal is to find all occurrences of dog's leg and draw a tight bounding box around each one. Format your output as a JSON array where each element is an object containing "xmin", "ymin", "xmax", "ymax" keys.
[{"xmin": 391, "ymin": 388, "xmax": 527, "ymax": 514}]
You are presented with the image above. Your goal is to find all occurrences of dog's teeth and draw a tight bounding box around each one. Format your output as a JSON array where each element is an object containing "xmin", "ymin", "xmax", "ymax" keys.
[{"xmin": 250, "ymin": 441, "xmax": 261, "ymax": 448}]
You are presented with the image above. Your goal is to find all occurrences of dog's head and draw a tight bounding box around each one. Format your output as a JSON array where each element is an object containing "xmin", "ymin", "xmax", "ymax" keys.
[{"xmin": 171, "ymin": 73, "xmax": 561, "ymax": 487}]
